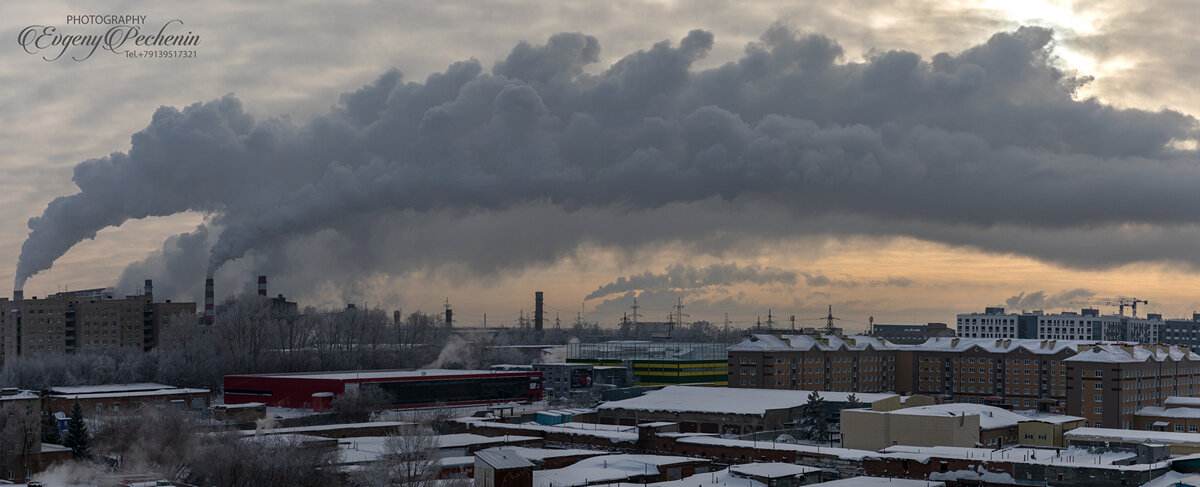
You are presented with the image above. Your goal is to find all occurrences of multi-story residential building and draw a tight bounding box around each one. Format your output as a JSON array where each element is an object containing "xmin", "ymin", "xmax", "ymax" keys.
[
  {"xmin": 1064, "ymin": 343, "xmax": 1200, "ymax": 429},
  {"xmin": 729, "ymin": 334, "xmax": 1200, "ymax": 426},
  {"xmin": 0, "ymin": 281, "xmax": 197, "ymax": 362},
  {"xmin": 957, "ymin": 307, "xmax": 1164, "ymax": 343},
  {"xmin": 1161, "ymin": 314, "xmax": 1200, "ymax": 347},
  {"xmin": 727, "ymin": 334, "xmax": 895, "ymax": 393}
]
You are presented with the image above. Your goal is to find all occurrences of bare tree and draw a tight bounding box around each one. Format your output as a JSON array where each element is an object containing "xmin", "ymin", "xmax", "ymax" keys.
[{"xmin": 351, "ymin": 424, "xmax": 439, "ymax": 487}]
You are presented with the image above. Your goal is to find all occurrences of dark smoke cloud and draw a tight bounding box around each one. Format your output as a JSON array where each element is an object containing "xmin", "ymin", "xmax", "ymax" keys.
[
  {"xmin": 585, "ymin": 262, "xmax": 797, "ymax": 300},
  {"xmin": 14, "ymin": 24, "xmax": 1200, "ymax": 296}
]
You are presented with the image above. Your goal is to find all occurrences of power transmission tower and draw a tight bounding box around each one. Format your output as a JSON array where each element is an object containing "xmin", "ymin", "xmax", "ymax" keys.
[{"xmin": 672, "ymin": 297, "xmax": 689, "ymax": 336}]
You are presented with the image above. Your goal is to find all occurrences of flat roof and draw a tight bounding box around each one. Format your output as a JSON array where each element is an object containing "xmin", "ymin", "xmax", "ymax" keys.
[
  {"xmin": 50, "ymin": 383, "xmax": 175, "ymax": 394},
  {"xmin": 729, "ymin": 463, "xmax": 821, "ymax": 479},
  {"xmin": 599, "ymin": 385, "xmax": 894, "ymax": 416},
  {"xmin": 810, "ymin": 477, "xmax": 945, "ymax": 487},
  {"xmin": 227, "ymin": 369, "xmax": 537, "ymax": 381},
  {"xmin": 1068, "ymin": 427, "xmax": 1200, "ymax": 445}
]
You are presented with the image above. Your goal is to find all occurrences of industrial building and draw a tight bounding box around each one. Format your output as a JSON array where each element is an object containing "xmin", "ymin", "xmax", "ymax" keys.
[
  {"xmin": 840, "ymin": 402, "xmax": 1084, "ymax": 450},
  {"xmin": 224, "ymin": 369, "xmax": 544, "ymax": 409},
  {"xmin": 0, "ymin": 280, "xmax": 196, "ymax": 362},
  {"xmin": 596, "ymin": 385, "xmax": 900, "ymax": 434},
  {"xmin": 566, "ymin": 341, "xmax": 727, "ymax": 386},
  {"xmin": 42, "ymin": 382, "xmax": 211, "ymax": 415}
]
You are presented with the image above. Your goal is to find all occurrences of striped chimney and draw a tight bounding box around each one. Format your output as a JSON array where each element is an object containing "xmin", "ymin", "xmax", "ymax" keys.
[
  {"xmin": 258, "ymin": 275, "xmax": 267, "ymax": 297},
  {"xmin": 204, "ymin": 277, "xmax": 215, "ymax": 325}
]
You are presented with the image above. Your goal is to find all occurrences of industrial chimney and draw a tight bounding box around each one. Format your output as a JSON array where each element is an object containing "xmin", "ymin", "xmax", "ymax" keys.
[
  {"xmin": 144, "ymin": 279, "xmax": 153, "ymax": 297},
  {"xmin": 204, "ymin": 278, "xmax": 215, "ymax": 325},
  {"xmin": 12, "ymin": 290, "xmax": 23, "ymax": 301},
  {"xmin": 258, "ymin": 275, "xmax": 267, "ymax": 297},
  {"xmin": 535, "ymin": 291, "xmax": 544, "ymax": 331},
  {"xmin": 393, "ymin": 310, "xmax": 401, "ymax": 325}
]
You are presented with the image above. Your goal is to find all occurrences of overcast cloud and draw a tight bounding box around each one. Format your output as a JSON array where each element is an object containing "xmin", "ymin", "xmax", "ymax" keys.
[{"xmin": 4, "ymin": 1, "xmax": 1198, "ymax": 326}]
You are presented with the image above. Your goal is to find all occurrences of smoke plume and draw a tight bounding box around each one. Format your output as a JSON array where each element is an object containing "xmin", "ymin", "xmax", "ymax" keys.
[
  {"xmin": 13, "ymin": 24, "xmax": 1199, "ymax": 295},
  {"xmin": 586, "ymin": 263, "xmax": 796, "ymax": 300}
]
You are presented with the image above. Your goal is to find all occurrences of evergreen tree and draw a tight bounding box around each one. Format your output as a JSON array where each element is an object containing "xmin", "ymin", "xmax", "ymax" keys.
[
  {"xmin": 62, "ymin": 402, "xmax": 90, "ymax": 458},
  {"xmin": 845, "ymin": 393, "xmax": 863, "ymax": 410},
  {"xmin": 799, "ymin": 390, "xmax": 830, "ymax": 442},
  {"xmin": 40, "ymin": 408, "xmax": 61, "ymax": 445}
]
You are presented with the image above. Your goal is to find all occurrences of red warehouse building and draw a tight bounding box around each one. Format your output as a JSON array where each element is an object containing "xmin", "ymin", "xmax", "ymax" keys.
[{"xmin": 223, "ymin": 369, "xmax": 543, "ymax": 409}]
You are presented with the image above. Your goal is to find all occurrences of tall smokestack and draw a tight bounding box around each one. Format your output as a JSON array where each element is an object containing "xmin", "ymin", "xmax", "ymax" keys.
[
  {"xmin": 444, "ymin": 308, "xmax": 453, "ymax": 327},
  {"xmin": 257, "ymin": 275, "xmax": 267, "ymax": 297},
  {"xmin": 204, "ymin": 277, "xmax": 214, "ymax": 325},
  {"xmin": 393, "ymin": 310, "xmax": 400, "ymax": 325},
  {"xmin": 144, "ymin": 279, "xmax": 153, "ymax": 297},
  {"xmin": 535, "ymin": 291, "xmax": 544, "ymax": 331},
  {"xmin": 13, "ymin": 290, "xmax": 23, "ymax": 301}
]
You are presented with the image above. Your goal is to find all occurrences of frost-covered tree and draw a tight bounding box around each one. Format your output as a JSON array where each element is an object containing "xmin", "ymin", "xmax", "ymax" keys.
[{"xmin": 799, "ymin": 391, "xmax": 830, "ymax": 442}]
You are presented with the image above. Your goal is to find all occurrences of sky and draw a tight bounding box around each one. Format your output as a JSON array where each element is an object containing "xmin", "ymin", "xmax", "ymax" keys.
[{"xmin": 2, "ymin": 0, "xmax": 1199, "ymax": 332}]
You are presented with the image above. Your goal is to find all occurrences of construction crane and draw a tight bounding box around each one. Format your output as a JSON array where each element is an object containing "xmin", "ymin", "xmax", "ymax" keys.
[{"xmin": 1071, "ymin": 297, "xmax": 1151, "ymax": 317}]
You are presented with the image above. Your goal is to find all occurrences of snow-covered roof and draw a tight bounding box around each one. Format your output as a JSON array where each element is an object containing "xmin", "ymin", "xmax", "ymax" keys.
[
  {"xmin": 232, "ymin": 369, "xmax": 533, "ymax": 380},
  {"xmin": 881, "ymin": 445, "xmax": 1140, "ymax": 468},
  {"xmin": 485, "ymin": 446, "xmax": 606, "ymax": 462},
  {"xmin": 728, "ymin": 463, "xmax": 821, "ymax": 479},
  {"xmin": 729, "ymin": 335, "xmax": 1115, "ymax": 356},
  {"xmin": 808, "ymin": 477, "xmax": 945, "ymax": 487},
  {"xmin": 0, "ymin": 390, "xmax": 38, "ymax": 401},
  {"xmin": 598, "ymin": 385, "xmax": 894, "ymax": 416},
  {"xmin": 1012, "ymin": 410, "xmax": 1085, "ymax": 424},
  {"xmin": 459, "ymin": 418, "xmax": 638, "ymax": 443},
  {"xmin": 476, "ymin": 449, "xmax": 534, "ymax": 470},
  {"xmin": 1064, "ymin": 344, "xmax": 1200, "ymax": 363},
  {"xmin": 1137, "ymin": 406, "xmax": 1200, "ymax": 419},
  {"xmin": 49, "ymin": 383, "xmax": 175, "ymax": 394},
  {"xmin": 601, "ymin": 467, "xmax": 767, "ymax": 487},
  {"xmin": 48, "ymin": 387, "xmax": 209, "ymax": 400},
  {"xmin": 853, "ymin": 403, "xmax": 1028, "ymax": 430},
  {"xmin": 675, "ymin": 435, "xmax": 880, "ymax": 461},
  {"xmin": 897, "ymin": 337, "xmax": 1091, "ymax": 355},
  {"xmin": 435, "ymin": 433, "xmax": 540, "ymax": 449},
  {"xmin": 729, "ymin": 334, "xmax": 893, "ymax": 352},
  {"xmin": 534, "ymin": 454, "xmax": 707, "ymax": 487},
  {"xmin": 1067, "ymin": 427, "xmax": 1200, "ymax": 445},
  {"xmin": 1166, "ymin": 396, "xmax": 1200, "ymax": 408},
  {"xmin": 247, "ymin": 420, "xmax": 415, "ymax": 437}
]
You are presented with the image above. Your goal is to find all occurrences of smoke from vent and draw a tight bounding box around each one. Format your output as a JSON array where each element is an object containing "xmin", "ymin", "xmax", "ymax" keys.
[{"xmin": 11, "ymin": 25, "xmax": 1200, "ymax": 296}]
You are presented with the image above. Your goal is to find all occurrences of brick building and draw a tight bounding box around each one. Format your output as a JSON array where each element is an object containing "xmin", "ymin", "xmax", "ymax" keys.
[
  {"xmin": 1064, "ymin": 344, "xmax": 1200, "ymax": 429},
  {"xmin": 42, "ymin": 383, "xmax": 211, "ymax": 416},
  {"xmin": 0, "ymin": 281, "xmax": 196, "ymax": 362},
  {"xmin": 728, "ymin": 334, "xmax": 1200, "ymax": 424}
]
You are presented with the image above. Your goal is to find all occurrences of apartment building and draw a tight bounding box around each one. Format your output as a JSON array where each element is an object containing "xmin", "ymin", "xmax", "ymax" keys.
[
  {"xmin": 729, "ymin": 335, "xmax": 1081, "ymax": 410},
  {"xmin": 1064, "ymin": 343, "xmax": 1200, "ymax": 429},
  {"xmin": 0, "ymin": 281, "xmax": 197, "ymax": 362},
  {"xmin": 955, "ymin": 307, "xmax": 1163, "ymax": 343},
  {"xmin": 727, "ymin": 334, "xmax": 895, "ymax": 393},
  {"xmin": 728, "ymin": 334, "xmax": 1200, "ymax": 424}
]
